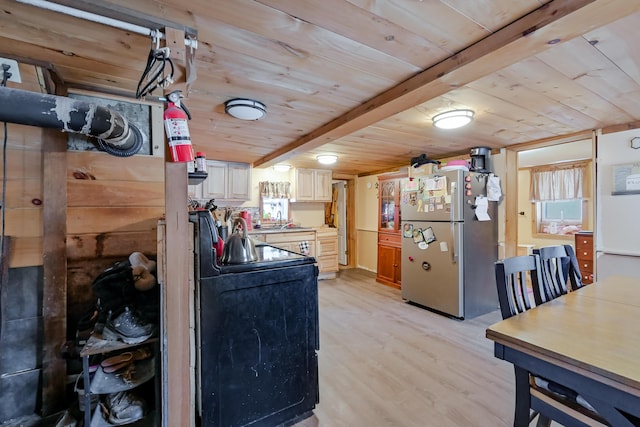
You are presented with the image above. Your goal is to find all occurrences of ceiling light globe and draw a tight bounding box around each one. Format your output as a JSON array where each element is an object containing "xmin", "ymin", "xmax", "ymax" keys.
[
  {"xmin": 316, "ymin": 155, "xmax": 338, "ymax": 165},
  {"xmin": 273, "ymin": 164, "xmax": 291, "ymax": 172},
  {"xmin": 432, "ymin": 109, "xmax": 474, "ymax": 129},
  {"xmin": 224, "ymin": 98, "xmax": 267, "ymax": 120}
]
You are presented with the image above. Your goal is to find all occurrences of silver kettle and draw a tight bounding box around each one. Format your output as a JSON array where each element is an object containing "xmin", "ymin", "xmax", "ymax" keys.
[{"xmin": 221, "ymin": 217, "xmax": 258, "ymax": 264}]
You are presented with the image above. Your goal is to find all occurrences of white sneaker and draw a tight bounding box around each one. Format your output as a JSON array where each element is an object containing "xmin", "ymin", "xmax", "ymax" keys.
[{"xmin": 104, "ymin": 391, "xmax": 146, "ymax": 425}]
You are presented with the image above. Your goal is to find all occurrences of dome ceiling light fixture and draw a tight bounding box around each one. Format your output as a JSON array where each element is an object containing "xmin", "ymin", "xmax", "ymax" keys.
[
  {"xmin": 224, "ymin": 98, "xmax": 267, "ymax": 120},
  {"xmin": 273, "ymin": 164, "xmax": 291, "ymax": 172},
  {"xmin": 432, "ymin": 109, "xmax": 475, "ymax": 130},
  {"xmin": 316, "ymin": 155, "xmax": 338, "ymax": 165}
]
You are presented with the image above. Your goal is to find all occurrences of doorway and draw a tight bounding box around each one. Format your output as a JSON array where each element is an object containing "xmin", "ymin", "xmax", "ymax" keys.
[
  {"xmin": 333, "ymin": 181, "xmax": 348, "ymax": 265},
  {"xmin": 514, "ymin": 139, "xmax": 594, "ymax": 255}
]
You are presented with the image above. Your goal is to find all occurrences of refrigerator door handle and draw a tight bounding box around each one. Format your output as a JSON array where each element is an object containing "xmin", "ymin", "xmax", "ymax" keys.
[
  {"xmin": 450, "ymin": 181, "xmax": 456, "ymax": 223},
  {"xmin": 450, "ymin": 222, "xmax": 458, "ymax": 263},
  {"xmin": 450, "ymin": 180, "xmax": 458, "ymax": 264}
]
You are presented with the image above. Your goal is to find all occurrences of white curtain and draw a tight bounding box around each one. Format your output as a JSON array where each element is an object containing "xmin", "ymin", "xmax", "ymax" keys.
[
  {"xmin": 260, "ymin": 181, "xmax": 291, "ymax": 199},
  {"xmin": 530, "ymin": 164, "xmax": 585, "ymax": 201}
]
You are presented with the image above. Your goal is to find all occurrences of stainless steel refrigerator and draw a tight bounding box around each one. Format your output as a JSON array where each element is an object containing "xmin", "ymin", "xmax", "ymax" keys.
[{"xmin": 400, "ymin": 169, "xmax": 498, "ymax": 319}]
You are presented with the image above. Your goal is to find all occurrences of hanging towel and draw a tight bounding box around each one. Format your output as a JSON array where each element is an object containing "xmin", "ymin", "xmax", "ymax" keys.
[{"xmin": 299, "ymin": 241, "xmax": 309, "ymax": 255}]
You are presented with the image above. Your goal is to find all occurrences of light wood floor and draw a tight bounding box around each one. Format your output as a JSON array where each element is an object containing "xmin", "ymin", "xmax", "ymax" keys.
[{"xmin": 295, "ymin": 268, "xmax": 518, "ymax": 427}]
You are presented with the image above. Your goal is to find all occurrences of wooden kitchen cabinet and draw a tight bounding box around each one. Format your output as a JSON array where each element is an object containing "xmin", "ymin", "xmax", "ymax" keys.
[
  {"xmin": 294, "ymin": 168, "xmax": 332, "ymax": 202},
  {"xmin": 377, "ymin": 233, "xmax": 401, "ymax": 288},
  {"xmin": 263, "ymin": 231, "xmax": 316, "ymax": 258},
  {"xmin": 190, "ymin": 160, "xmax": 251, "ymax": 201},
  {"xmin": 574, "ymin": 231, "xmax": 594, "ymax": 284},
  {"xmin": 316, "ymin": 227, "xmax": 339, "ymax": 279},
  {"xmin": 376, "ymin": 173, "xmax": 406, "ymax": 288}
]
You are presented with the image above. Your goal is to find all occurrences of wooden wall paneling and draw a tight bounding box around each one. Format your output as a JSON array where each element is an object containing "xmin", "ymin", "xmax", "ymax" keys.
[
  {"xmin": 66, "ymin": 231, "xmax": 158, "ymax": 262},
  {"xmin": 67, "ymin": 180, "xmax": 165, "ymax": 207},
  {"xmin": 66, "ymin": 206, "xmax": 164, "ymax": 234},
  {"xmin": 8, "ymin": 236, "xmax": 42, "ymax": 268},
  {"xmin": 163, "ymin": 161, "xmax": 192, "ymax": 427},
  {"xmin": 0, "ymin": 148, "xmax": 43, "ymax": 178},
  {"xmin": 67, "ymin": 151, "xmax": 164, "ymax": 182},
  {"xmin": 41, "ymin": 126, "xmax": 67, "ymax": 415},
  {"xmin": 504, "ymin": 148, "xmax": 518, "ymax": 258}
]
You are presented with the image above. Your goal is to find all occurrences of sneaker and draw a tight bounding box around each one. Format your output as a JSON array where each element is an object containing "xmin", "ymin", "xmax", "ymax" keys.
[
  {"xmin": 102, "ymin": 307, "xmax": 155, "ymax": 344},
  {"xmin": 103, "ymin": 391, "xmax": 146, "ymax": 425}
]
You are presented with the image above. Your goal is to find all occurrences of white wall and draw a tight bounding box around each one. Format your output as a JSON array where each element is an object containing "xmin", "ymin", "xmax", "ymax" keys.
[{"xmin": 596, "ymin": 129, "xmax": 640, "ymax": 279}]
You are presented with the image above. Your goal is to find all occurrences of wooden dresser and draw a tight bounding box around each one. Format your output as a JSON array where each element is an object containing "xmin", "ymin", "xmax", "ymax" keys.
[{"xmin": 574, "ymin": 231, "xmax": 594, "ymax": 284}]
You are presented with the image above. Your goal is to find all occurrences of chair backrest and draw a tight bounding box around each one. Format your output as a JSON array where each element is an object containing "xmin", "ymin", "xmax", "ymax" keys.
[
  {"xmin": 494, "ymin": 255, "xmax": 542, "ymax": 320},
  {"xmin": 533, "ymin": 245, "xmax": 584, "ymax": 305},
  {"xmin": 562, "ymin": 244, "xmax": 586, "ymax": 291}
]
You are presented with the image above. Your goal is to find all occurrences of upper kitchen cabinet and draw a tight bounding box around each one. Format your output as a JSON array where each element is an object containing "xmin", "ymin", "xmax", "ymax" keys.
[
  {"xmin": 294, "ymin": 168, "xmax": 332, "ymax": 202},
  {"xmin": 190, "ymin": 160, "xmax": 251, "ymax": 201}
]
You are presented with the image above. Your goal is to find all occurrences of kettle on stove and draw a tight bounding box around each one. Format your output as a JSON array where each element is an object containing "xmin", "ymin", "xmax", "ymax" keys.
[{"xmin": 221, "ymin": 217, "xmax": 258, "ymax": 264}]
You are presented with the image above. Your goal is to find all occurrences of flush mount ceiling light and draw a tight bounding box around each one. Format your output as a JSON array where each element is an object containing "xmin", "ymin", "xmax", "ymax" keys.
[
  {"xmin": 273, "ymin": 164, "xmax": 291, "ymax": 172},
  {"xmin": 432, "ymin": 109, "xmax": 474, "ymax": 130},
  {"xmin": 224, "ymin": 98, "xmax": 267, "ymax": 120},
  {"xmin": 317, "ymin": 155, "xmax": 338, "ymax": 165}
]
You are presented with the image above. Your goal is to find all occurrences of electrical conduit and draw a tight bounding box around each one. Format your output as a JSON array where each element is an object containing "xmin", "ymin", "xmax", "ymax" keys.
[{"xmin": 0, "ymin": 86, "xmax": 143, "ymax": 156}]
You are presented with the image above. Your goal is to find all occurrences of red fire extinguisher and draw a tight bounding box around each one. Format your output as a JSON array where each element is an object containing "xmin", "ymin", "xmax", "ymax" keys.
[{"xmin": 163, "ymin": 90, "xmax": 195, "ymax": 163}]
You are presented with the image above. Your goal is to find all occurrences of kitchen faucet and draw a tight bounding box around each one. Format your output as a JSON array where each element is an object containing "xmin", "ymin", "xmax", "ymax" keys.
[{"xmin": 276, "ymin": 211, "xmax": 282, "ymax": 227}]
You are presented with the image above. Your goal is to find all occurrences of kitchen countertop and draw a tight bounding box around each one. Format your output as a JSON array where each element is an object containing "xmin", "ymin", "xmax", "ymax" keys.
[{"xmin": 249, "ymin": 227, "xmax": 314, "ymax": 234}]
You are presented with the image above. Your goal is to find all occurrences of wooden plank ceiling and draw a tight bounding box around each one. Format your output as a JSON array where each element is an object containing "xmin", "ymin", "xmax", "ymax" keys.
[{"xmin": 2, "ymin": 0, "xmax": 640, "ymax": 175}]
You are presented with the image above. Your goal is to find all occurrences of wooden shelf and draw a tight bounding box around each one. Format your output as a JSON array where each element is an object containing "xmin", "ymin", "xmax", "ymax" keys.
[{"xmin": 188, "ymin": 171, "xmax": 208, "ymax": 186}]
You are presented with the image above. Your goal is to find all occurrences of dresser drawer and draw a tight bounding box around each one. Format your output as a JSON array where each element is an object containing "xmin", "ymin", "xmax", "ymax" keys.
[
  {"xmin": 577, "ymin": 259, "xmax": 593, "ymax": 274},
  {"xmin": 378, "ymin": 232, "xmax": 401, "ymax": 247},
  {"xmin": 576, "ymin": 246, "xmax": 593, "ymax": 260},
  {"xmin": 575, "ymin": 234, "xmax": 593, "ymax": 251}
]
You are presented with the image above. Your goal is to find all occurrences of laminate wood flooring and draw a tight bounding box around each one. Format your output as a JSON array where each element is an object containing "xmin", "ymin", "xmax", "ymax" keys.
[{"xmin": 295, "ymin": 268, "xmax": 520, "ymax": 427}]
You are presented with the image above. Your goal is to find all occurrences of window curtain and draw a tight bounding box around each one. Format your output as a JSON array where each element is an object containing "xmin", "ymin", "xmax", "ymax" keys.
[
  {"xmin": 530, "ymin": 163, "xmax": 586, "ymax": 201},
  {"xmin": 260, "ymin": 181, "xmax": 291, "ymax": 199}
]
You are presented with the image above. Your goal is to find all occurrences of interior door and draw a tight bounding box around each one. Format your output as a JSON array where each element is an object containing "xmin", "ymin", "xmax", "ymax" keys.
[{"xmin": 335, "ymin": 181, "xmax": 348, "ymax": 265}]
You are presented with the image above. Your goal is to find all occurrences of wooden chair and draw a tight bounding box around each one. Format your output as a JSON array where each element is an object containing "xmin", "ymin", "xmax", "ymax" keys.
[
  {"xmin": 562, "ymin": 244, "xmax": 586, "ymax": 291},
  {"xmin": 494, "ymin": 255, "xmax": 541, "ymax": 320},
  {"xmin": 533, "ymin": 245, "xmax": 585, "ymax": 306},
  {"xmin": 494, "ymin": 256, "xmax": 603, "ymax": 427}
]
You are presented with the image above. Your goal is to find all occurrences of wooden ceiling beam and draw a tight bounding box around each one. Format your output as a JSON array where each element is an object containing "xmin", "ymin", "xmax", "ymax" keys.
[{"xmin": 253, "ymin": 0, "xmax": 640, "ymax": 168}]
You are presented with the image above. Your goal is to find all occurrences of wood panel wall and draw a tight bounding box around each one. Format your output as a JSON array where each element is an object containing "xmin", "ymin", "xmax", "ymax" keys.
[
  {"xmin": 1, "ymin": 62, "xmax": 167, "ymax": 415},
  {"xmin": 66, "ymin": 150, "xmax": 165, "ymax": 328}
]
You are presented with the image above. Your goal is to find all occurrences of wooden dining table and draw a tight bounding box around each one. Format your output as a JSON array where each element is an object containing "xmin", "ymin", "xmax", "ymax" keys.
[{"xmin": 486, "ymin": 275, "xmax": 640, "ymax": 427}]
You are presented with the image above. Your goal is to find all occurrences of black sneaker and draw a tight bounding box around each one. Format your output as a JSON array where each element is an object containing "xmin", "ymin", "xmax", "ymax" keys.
[{"xmin": 102, "ymin": 307, "xmax": 155, "ymax": 344}]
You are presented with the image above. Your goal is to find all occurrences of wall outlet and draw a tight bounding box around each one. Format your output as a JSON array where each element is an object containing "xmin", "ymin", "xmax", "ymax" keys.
[{"xmin": 0, "ymin": 58, "xmax": 21, "ymax": 83}]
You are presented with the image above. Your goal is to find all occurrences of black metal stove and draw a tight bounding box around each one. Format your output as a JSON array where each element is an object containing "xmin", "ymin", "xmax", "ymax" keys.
[{"xmin": 190, "ymin": 211, "xmax": 319, "ymax": 427}]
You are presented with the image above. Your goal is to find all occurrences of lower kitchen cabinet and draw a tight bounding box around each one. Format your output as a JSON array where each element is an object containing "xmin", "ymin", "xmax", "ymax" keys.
[
  {"xmin": 264, "ymin": 231, "xmax": 317, "ymax": 257},
  {"xmin": 315, "ymin": 227, "xmax": 339, "ymax": 279},
  {"xmin": 250, "ymin": 229, "xmax": 340, "ymax": 278},
  {"xmin": 377, "ymin": 232, "xmax": 401, "ymax": 289}
]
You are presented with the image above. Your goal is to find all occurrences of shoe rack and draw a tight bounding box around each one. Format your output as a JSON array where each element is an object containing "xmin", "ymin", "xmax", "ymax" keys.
[{"xmin": 80, "ymin": 333, "xmax": 159, "ymax": 426}]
